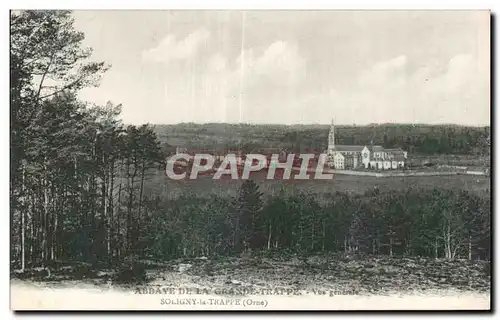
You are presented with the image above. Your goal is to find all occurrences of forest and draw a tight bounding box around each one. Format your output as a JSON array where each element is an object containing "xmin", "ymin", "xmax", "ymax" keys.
[
  {"xmin": 132, "ymin": 183, "xmax": 491, "ymax": 261},
  {"xmin": 10, "ymin": 11, "xmax": 491, "ymax": 284}
]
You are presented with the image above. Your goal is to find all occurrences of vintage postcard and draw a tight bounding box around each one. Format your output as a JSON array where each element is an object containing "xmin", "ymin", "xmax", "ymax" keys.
[{"xmin": 10, "ymin": 10, "xmax": 491, "ymax": 311}]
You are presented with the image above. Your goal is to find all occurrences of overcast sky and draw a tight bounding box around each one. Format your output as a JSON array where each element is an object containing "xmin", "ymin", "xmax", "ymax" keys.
[{"xmin": 73, "ymin": 10, "xmax": 490, "ymax": 126}]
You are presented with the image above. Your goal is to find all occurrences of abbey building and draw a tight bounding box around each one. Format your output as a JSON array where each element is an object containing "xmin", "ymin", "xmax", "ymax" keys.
[{"xmin": 327, "ymin": 119, "xmax": 408, "ymax": 170}]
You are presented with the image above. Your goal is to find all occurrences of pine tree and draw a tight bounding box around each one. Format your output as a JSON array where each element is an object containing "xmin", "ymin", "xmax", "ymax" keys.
[{"xmin": 235, "ymin": 180, "xmax": 263, "ymax": 253}]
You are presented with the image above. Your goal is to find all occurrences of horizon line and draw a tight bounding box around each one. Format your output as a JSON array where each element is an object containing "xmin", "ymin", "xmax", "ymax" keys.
[{"xmin": 123, "ymin": 121, "xmax": 491, "ymax": 127}]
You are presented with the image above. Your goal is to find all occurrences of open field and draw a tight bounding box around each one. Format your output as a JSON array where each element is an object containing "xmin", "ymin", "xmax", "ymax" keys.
[
  {"xmin": 11, "ymin": 254, "xmax": 491, "ymax": 310},
  {"xmin": 147, "ymin": 169, "xmax": 491, "ymax": 198},
  {"xmin": 409, "ymin": 154, "xmax": 490, "ymax": 168}
]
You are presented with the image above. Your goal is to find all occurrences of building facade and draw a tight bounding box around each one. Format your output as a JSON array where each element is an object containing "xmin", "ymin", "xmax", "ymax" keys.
[{"xmin": 327, "ymin": 119, "xmax": 408, "ymax": 170}]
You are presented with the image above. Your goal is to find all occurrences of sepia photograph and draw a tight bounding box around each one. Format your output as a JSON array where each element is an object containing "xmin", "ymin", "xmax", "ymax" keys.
[{"xmin": 9, "ymin": 9, "xmax": 491, "ymax": 311}]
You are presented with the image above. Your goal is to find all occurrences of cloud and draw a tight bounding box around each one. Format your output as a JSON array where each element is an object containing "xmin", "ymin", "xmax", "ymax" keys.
[
  {"xmin": 142, "ymin": 28, "xmax": 210, "ymax": 63},
  {"xmin": 358, "ymin": 55, "xmax": 408, "ymax": 88},
  {"xmin": 207, "ymin": 53, "xmax": 227, "ymax": 73},
  {"xmin": 288, "ymin": 53, "xmax": 488, "ymax": 125},
  {"xmin": 420, "ymin": 54, "xmax": 477, "ymax": 94},
  {"xmin": 151, "ymin": 36, "xmax": 487, "ymax": 125},
  {"xmin": 236, "ymin": 41, "xmax": 306, "ymax": 88},
  {"xmin": 169, "ymin": 40, "xmax": 306, "ymax": 123},
  {"xmin": 410, "ymin": 53, "xmax": 488, "ymax": 124}
]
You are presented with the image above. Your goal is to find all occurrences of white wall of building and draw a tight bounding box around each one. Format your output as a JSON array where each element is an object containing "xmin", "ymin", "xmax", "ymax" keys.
[
  {"xmin": 383, "ymin": 161, "xmax": 391, "ymax": 170},
  {"xmin": 391, "ymin": 161, "xmax": 398, "ymax": 169},
  {"xmin": 333, "ymin": 152, "xmax": 345, "ymax": 170}
]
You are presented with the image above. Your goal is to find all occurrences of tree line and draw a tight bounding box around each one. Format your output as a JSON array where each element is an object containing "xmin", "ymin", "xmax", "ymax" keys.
[{"xmin": 154, "ymin": 123, "xmax": 490, "ymax": 156}]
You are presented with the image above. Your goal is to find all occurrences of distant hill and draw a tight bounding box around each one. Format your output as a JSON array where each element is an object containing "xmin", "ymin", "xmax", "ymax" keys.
[{"xmin": 152, "ymin": 123, "xmax": 490, "ymax": 155}]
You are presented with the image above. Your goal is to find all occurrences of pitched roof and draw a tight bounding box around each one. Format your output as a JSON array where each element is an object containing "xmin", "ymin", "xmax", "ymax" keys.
[
  {"xmin": 384, "ymin": 148, "xmax": 405, "ymax": 153},
  {"xmin": 368, "ymin": 145, "xmax": 384, "ymax": 152},
  {"xmin": 333, "ymin": 145, "xmax": 366, "ymax": 152},
  {"xmin": 391, "ymin": 155, "xmax": 406, "ymax": 161},
  {"xmin": 385, "ymin": 150, "xmax": 406, "ymax": 158}
]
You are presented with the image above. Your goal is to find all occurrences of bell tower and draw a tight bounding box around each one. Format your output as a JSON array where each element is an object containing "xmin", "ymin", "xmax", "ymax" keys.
[{"xmin": 328, "ymin": 118, "xmax": 335, "ymax": 151}]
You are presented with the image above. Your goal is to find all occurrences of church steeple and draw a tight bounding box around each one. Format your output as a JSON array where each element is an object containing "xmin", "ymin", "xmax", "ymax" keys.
[{"xmin": 328, "ymin": 118, "xmax": 335, "ymax": 150}]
